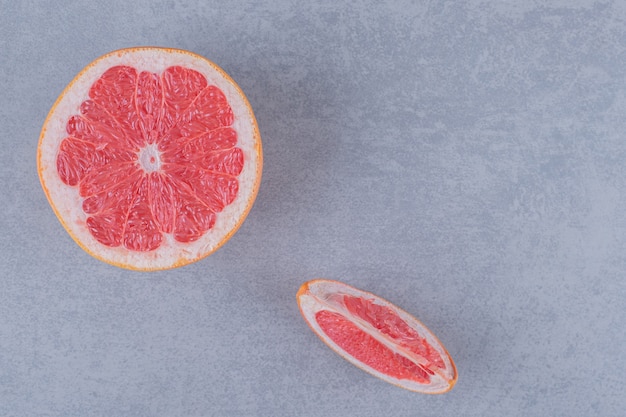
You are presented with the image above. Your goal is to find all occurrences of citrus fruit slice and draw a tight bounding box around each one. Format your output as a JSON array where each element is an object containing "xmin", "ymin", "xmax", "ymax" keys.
[
  {"xmin": 38, "ymin": 47, "xmax": 262, "ymax": 270},
  {"xmin": 297, "ymin": 279, "xmax": 457, "ymax": 394}
]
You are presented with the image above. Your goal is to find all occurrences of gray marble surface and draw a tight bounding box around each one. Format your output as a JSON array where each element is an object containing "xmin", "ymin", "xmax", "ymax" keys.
[{"xmin": 1, "ymin": 1, "xmax": 625, "ymax": 416}]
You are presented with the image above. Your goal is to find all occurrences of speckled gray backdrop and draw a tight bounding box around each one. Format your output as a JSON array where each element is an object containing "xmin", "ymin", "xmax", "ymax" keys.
[{"xmin": 1, "ymin": 0, "xmax": 625, "ymax": 416}]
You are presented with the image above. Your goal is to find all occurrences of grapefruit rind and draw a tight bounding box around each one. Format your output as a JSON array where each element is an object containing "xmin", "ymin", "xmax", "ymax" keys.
[
  {"xmin": 37, "ymin": 47, "xmax": 262, "ymax": 271},
  {"xmin": 297, "ymin": 279, "xmax": 457, "ymax": 394}
]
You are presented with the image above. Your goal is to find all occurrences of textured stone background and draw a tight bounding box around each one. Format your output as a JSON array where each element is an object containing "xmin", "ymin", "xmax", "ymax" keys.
[{"xmin": 1, "ymin": 1, "xmax": 625, "ymax": 416}]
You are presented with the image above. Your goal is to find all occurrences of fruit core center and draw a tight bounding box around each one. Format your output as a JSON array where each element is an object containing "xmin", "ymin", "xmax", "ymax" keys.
[{"xmin": 138, "ymin": 144, "xmax": 162, "ymax": 173}]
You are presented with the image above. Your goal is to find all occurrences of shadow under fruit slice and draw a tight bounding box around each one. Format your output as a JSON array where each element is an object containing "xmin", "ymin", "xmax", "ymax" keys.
[
  {"xmin": 297, "ymin": 279, "xmax": 457, "ymax": 394},
  {"xmin": 38, "ymin": 47, "xmax": 262, "ymax": 271}
]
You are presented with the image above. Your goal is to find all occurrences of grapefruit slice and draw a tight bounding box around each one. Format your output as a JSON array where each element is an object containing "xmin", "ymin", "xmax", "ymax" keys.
[
  {"xmin": 38, "ymin": 47, "xmax": 262, "ymax": 270},
  {"xmin": 297, "ymin": 279, "xmax": 457, "ymax": 394}
]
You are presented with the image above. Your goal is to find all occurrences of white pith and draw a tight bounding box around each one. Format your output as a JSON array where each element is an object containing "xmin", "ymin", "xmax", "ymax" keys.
[
  {"xmin": 298, "ymin": 279, "xmax": 457, "ymax": 394},
  {"xmin": 38, "ymin": 48, "xmax": 261, "ymax": 270},
  {"xmin": 138, "ymin": 144, "xmax": 162, "ymax": 173}
]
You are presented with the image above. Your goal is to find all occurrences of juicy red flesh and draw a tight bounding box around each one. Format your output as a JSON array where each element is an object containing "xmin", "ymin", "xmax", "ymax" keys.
[
  {"xmin": 56, "ymin": 65, "xmax": 244, "ymax": 251},
  {"xmin": 315, "ymin": 310, "xmax": 431, "ymax": 383},
  {"xmin": 342, "ymin": 295, "xmax": 445, "ymax": 370}
]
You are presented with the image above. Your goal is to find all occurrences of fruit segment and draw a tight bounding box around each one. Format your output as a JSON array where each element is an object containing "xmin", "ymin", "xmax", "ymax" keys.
[
  {"xmin": 315, "ymin": 310, "xmax": 432, "ymax": 383},
  {"xmin": 297, "ymin": 279, "xmax": 457, "ymax": 394},
  {"xmin": 342, "ymin": 295, "xmax": 445, "ymax": 370}
]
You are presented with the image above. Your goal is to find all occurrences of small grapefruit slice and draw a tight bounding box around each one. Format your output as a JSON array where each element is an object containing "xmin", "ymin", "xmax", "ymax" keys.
[
  {"xmin": 38, "ymin": 47, "xmax": 262, "ymax": 270},
  {"xmin": 297, "ymin": 279, "xmax": 457, "ymax": 394}
]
